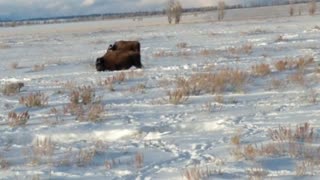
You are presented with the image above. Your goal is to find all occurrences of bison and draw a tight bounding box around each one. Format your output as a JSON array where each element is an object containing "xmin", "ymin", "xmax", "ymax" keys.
[
  {"xmin": 107, "ymin": 40, "xmax": 140, "ymax": 53},
  {"xmin": 96, "ymin": 50, "xmax": 142, "ymax": 71}
]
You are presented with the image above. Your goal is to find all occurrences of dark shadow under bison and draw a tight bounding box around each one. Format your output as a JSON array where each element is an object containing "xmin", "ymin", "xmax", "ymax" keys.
[{"xmin": 96, "ymin": 40, "xmax": 142, "ymax": 71}]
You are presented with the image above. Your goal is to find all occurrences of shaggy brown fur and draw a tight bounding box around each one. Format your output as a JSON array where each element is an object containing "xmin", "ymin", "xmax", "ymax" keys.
[
  {"xmin": 108, "ymin": 41, "xmax": 140, "ymax": 52},
  {"xmin": 96, "ymin": 50, "xmax": 142, "ymax": 71}
]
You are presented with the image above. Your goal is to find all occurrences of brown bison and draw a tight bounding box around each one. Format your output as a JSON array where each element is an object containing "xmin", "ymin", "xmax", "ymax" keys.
[
  {"xmin": 96, "ymin": 50, "xmax": 142, "ymax": 71},
  {"xmin": 107, "ymin": 40, "xmax": 140, "ymax": 53}
]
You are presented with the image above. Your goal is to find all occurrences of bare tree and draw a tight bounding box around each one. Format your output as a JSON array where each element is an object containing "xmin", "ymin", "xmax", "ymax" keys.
[
  {"xmin": 309, "ymin": 0, "xmax": 317, "ymax": 16},
  {"xmin": 166, "ymin": 0, "xmax": 183, "ymax": 24},
  {"xmin": 217, "ymin": 1, "xmax": 226, "ymax": 21}
]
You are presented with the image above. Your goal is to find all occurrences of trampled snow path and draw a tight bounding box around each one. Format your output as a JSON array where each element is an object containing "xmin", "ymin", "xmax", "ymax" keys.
[{"xmin": 1, "ymin": 4, "xmax": 320, "ymax": 179}]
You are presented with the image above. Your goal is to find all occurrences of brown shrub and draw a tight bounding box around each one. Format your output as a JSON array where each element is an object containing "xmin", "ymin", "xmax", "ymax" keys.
[
  {"xmin": 275, "ymin": 35, "xmax": 286, "ymax": 42},
  {"xmin": 32, "ymin": 64, "xmax": 45, "ymax": 72},
  {"xmin": 135, "ymin": 152, "xmax": 144, "ymax": 169},
  {"xmin": 2, "ymin": 82, "xmax": 24, "ymax": 96},
  {"xmin": 153, "ymin": 50, "xmax": 174, "ymax": 58},
  {"xmin": 9, "ymin": 62, "xmax": 19, "ymax": 69},
  {"xmin": 8, "ymin": 111, "xmax": 30, "ymax": 127},
  {"xmin": 33, "ymin": 137, "xmax": 55, "ymax": 156},
  {"xmin": 176, "ymin": 42, "xmax": 188, "ymax": 48},
  {"xmin": 76, "ymin": 149, "xmax": 96, "ymax": 167},
  {"xmin": 228, "ymin": 43, "xmax": 253, "ymax": 55},
  {"xmin": 167, "ymin": 88, "xmax": 189, "ymax": 105},
  {"xmin": 19, "ymin": 92, "xmax": 48, "ymax": 107},
  {"xmin": 188, "ymin": 69, "xmax": 248, "ymax": 94},
  {"xmin": 288, "ymin": 72, "xmax": 305, "ymax": 86},
  {"xmin": 87, "ymin": 104, "xmax": 105, "ymax": 122},
  {"xmin": 251, "ymin": 63, "xmax": 271, "ymax": 76},
  {"xmin": 70, "ymin": 86, "xmax": 95, "ymax": 105},
  {"xmin": 268, "ymin": 123, "xmax": 314, "ymax": 144},
  {"xmin": 199, "ymin": 49, "xmax": 216, "ymax": 56},
  {"xmin": 0, "ymin": 158, "xmax": 9, "ymax": 169},
  {"xmin": 274, "ymin": 60, "xmax": 288, "ymax": 71}
]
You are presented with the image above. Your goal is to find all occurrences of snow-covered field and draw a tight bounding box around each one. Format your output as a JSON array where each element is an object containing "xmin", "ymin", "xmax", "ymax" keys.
[{"xmin": 1, "ymin": 4, "xmax": 320, "ymax": 179}]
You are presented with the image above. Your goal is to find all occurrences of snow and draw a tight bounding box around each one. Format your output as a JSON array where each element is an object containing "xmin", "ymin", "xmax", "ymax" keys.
[{"xmin": 0, "ymin": 4, "xmax": 320, "ymax": 179}]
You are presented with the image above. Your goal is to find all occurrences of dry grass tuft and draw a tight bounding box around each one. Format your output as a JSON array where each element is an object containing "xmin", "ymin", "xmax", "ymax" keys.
[
  {"xmin": 32, "ymin": 64, "xmax": 45, "ymax": 72},
  {"xmin": 76, "ymin": 149, "xmax": 96, "ymax": 167},
  {"xmin": 178, "ymin": 69, "xmax": 249, "ymax": 95},
  {"xmin": 65, "ymin": 102, "xmax": 105, "ymax": 122},
  {"xmin": 270, "ymin": 78, "xmax": 286, "ymax": 90},
  {"xmin": 33, "ymin": 137, "xmax": 55, "ymax": 157},
  {"xmin": 87, "ymin": 104, "xmax": 105, "ymax": 122},
  {"xmin": 9, "ymin": 62, "xmax": 19, "ymax": 69},
  {"xmin": 198, "ymin": 49, "xmax": 216, "ymax": 56},
  {"xmin": 0, "ymin": 43, "xmax": 11, "ymax": 49},
  {"xmin": 288, "ymin": 71, "xmax": 305, "ymax": 86},
  {"xmin": 228, "ymin": 43, "xmax": 253, "ymax": 55},
  {"xmin": 70, "ymin": 86, "xmax": 95, "ymax": 105},
  {"xmin": 275, "ymin": 35, "xmax": 286, "ymax": 42},
  {"xmin": 246, "ymin": 168, "xmax": 269, "ymax": 180},
  {"xmin": 167, "ymin": 88, "xmax": 189, "ymax": 105},
  {"xmin": 135, "ymin": 152, "xmax": 144, "ymax": 169},
  {"xmin": 294, "ymin": 56, "xmax": 314, "ymax": 71},
  {"xmin": 176, "ymin": 42, "xmax": 188, "ymax": 49},
  {"xmin": 183, "ymin": 165, "xmax": 222, "ymax": 180},
  {"xmin": 129, "ymin": 83, "xmax": 146, "ymax": 94},
  {"xmin": 274, "ymin": 60, "xmax": 288, "ymax": 71},
  {"xmin": 2, "ymin": 82, "xmax": 24, "ymax": 96},
  {"xmin": 153, "ymin": 50, "xmax": 174, "ymax": 58},
  {"xmin": 0, "ymin": 157, "xmax": 9, "ymax": 169},
  {"xmin": 251, "ymin": 63, "xmax": 271, "ymax": 76},
  {"xmin": 19, "ymin": 92, "xmax": 48, "ymax": 107},
  {"xmin": 65, "ymin": 86, "xmax": 105, "ymax": 122},
  {"xmin": 8, "ymin": 111, "xmax": 30, "ymax": 127},
  {"xmin": 268, "ymin": 123, "xmax": 314, "ymax": 144}
]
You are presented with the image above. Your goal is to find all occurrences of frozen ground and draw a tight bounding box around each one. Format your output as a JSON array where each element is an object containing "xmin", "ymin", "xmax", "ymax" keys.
[{"xmin": 0, "ymin": 4, "xmax": 320, "ymax": 180}]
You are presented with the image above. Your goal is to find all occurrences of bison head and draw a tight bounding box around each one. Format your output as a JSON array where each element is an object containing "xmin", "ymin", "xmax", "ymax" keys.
[{"xmin": 96, "ymin": 57, "xmax": 105, "ymax": 71}]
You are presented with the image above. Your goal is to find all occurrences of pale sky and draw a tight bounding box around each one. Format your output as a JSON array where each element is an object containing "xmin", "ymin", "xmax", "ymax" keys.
[{"xmin": 0, "ymin": 0, "xmax": 244, "ymax": 20}]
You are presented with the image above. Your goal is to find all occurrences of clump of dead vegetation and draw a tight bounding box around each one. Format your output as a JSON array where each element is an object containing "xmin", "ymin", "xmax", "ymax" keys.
[
  {"xmin": 163, "ymin": 69, "xmax": 248, "ymax": 105},
  {"xmin": 0, "ymin": 43, "xmax": 11, "ymax": 49},
  {"xmin": 167, "ymin": 88, "xmax": 189, "ymax": 105},
  {"xmin": 275, "ymin": 35, "xmax": 287, "ymax": 42},
  {"xmin": 2, "ymin": 82, "xmax": 24, "ymax": 96},
  {"xmin": 32, "ymin": 64, "xmax": 45, "ymax": 72},
  {"xmin": 228, "ymin": 43, "xmax": 253, "ymax": 55},
  {"xmin": 64, "ymin": 85, "xmax": 105, "ymax": 122},
  {"xmin": 76, "ymin": 148, "xmax": 96, "ymax": 167},
  {"xmin": 0, "ymin": 156, "xmax": 9, "ymax": 170},
  {"xmin": 274, "ymin": 60, "xmax": 288, "ymax": 71},
  {"xmin": 98, "ymin": 71, "xmax": 143, "ymax": 91},
  {"xmin": 230, "ymin": 123, "xmax": 320, "ymax": 176},
  {"xmin": 9, "ymin": 62, "xmax": 19, "ymax": 69},
  {"xmin": 174, "ymin": 69, "xmax": 249, "ymax": 96},
  {"xmin": 7, "ymin": 111, "xmax": 30, "ymax": 127},
  {"xmin": 251, "ymin": 63, "xmax": 271, "ymax": 77},
  {"xmin": 183, "ymin": 165, "xmax": 222, "ymax": 180},
  {"xmin": 176, "ymin": 42, "xmax": 188, "ymax": 49},
  {"xmin": 153, "ymin": 50, "xmax": 174, "ymax": 58},
  {"xmin": 19, "ymin": 92, "xmax": 48, "ymax": 107}
]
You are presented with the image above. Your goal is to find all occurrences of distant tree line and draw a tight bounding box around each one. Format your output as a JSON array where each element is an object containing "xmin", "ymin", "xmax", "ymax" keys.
[{"xmin": 0, "ymin": 0, "xmax": 319, "ymax": 27}]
